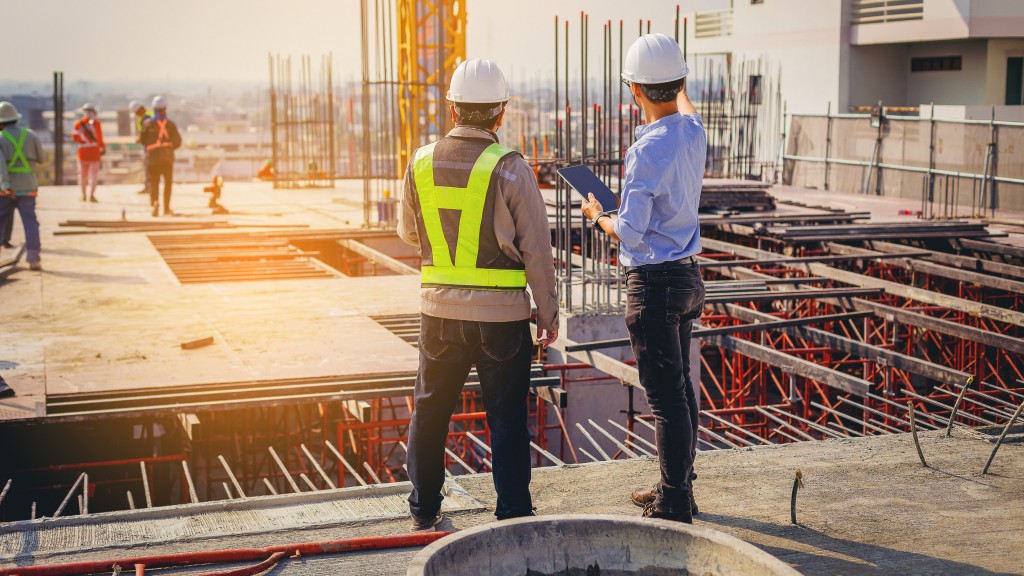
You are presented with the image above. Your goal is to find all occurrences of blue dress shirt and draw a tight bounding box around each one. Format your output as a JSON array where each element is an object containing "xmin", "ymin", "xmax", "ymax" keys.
[{"xmin": 613, "ymin": 113, "xmax": 706, "ymax": 267}]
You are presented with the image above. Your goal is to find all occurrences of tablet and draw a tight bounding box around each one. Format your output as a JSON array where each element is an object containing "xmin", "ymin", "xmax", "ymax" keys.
[{"xmin": 556, "ymin": 165, "xmax": 619, "ymax": 212}]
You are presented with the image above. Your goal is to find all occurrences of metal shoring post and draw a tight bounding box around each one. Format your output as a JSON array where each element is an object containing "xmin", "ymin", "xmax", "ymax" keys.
[
  {"xmin": 988, "ymin": 106, "xmax": 998, "ymax": 218},
  {"xmin": 824, "ymin": 102, "xmax": 832, "ymax": 190}
]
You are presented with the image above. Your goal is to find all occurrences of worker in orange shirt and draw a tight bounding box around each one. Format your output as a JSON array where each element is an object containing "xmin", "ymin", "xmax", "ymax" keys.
[{"xmin": 72, "ymin": 103, "xmax": 105, "ymax": 202}]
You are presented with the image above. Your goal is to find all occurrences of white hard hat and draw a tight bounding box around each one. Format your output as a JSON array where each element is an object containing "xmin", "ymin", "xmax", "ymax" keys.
[
  {"xmin": 622, "ymin": 33, "xmax": 689, "ymax": 84},
  {"xmin": 81, "ymin": 102, "xmax": 98, "ymax": 114},
  {"xmin": 129, "ymin": 100, "xmax": 145, "ymax": 113},
  {"xmin": 0, "ymin": 102, "xmax": 21, "ymax": 123},
  {"xmin": 446, "ymin": 59, "xmax": 510, "ymax": 104},
  {"xmin": 152, "ymin": 96, "xmax": 167, "ymax": 110}
]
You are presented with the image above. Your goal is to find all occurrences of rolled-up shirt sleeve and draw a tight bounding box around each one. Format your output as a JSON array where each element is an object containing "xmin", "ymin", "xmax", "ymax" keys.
[{"xmin": 613, "ymin": 146, "xmax": 662, "ymax": 250}]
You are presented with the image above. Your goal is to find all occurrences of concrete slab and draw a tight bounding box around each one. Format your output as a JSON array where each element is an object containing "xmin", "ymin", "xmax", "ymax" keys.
[
  {"xmin": 0, "ymin": 182, "xmax": 422, "ymax": 421},
  {"xmin": 2, "ymin": 429, "xmax": 1021, "ymax": 575}
]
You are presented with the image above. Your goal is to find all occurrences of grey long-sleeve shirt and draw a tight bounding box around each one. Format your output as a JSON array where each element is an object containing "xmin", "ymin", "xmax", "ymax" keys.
[
  {"xmin": 398, "ymin": 126, "xmax": 559, "ymax": 332},
  {"xmin": 0, "ymin": 124, "xmax": 45, "ymax": 195}
]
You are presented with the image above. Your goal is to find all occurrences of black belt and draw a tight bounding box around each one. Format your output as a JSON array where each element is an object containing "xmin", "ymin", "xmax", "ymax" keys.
[{"xmin": 626, "ymin": 256, "xmax": 698, "ymax": 272}]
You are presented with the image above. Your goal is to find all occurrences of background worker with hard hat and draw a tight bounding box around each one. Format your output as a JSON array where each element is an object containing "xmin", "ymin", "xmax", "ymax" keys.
[
  {"xmin": 398, "ymin": 59, "xmax": 559, "ymax": 531},
  {"xmin": 72, "ymin": 103, "xmax": 105, "ymax": 203},
  {"xmin": 582, "ymin": 33, "xmax": 707, "ymax": 524},
  {"xmin": 0, "ymin": 101, "xmax": 46, "ymax": 271},
  {"xmin": 129, "ymin": 100, "xmax": 153, "ymax": 195},
  {"xmin": 140, "ymin": 96, "xmax": 182, "ymax": 216}
]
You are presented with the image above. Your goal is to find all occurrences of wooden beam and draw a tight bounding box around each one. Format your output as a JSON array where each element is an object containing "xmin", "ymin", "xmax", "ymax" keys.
[
  {"xmin": 827, "ymin": 242, "xmax": 1024, "ymax": 294},
  {"xmin": 700, "ymin": 237, "xmax": 1024, "ymax": 328}
]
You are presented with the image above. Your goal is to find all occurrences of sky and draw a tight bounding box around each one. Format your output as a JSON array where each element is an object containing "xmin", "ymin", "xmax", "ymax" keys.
[{"xmin": 6, "ymin": 0, "xmax": 727, "ymax": 87}]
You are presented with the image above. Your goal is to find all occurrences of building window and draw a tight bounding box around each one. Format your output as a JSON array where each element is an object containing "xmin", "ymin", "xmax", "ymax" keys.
[
  {"xmin": 911, "ymin": 56, "xmax": 962, "ymax": 72},
  {"xmin": 1007, "ymin": 57, "xmax": 1023, "ymax": 106},
  {"xmin": 751, "ymin": 0, "xmax": 764, "ymax": 4}
]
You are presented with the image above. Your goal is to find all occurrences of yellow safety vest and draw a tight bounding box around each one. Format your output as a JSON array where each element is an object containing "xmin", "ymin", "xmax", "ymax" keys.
[
  {"xmin": 2, "ymin": 129, "xmax": 32, "ymax": 174},
  {"xmin": 414, "ymin": 142, "xmax": 527, "ymax": 291}
]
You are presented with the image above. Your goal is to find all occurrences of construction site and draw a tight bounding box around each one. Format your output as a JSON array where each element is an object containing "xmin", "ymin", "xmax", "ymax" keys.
[{"xmin": 2, "ymin": 1, "xmax": 1024, "ymax": 575}]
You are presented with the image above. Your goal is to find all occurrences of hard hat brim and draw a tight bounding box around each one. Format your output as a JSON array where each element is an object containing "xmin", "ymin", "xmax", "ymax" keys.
[{"xmin": 621, "ymin": 64, "xmax": 690, "ymax": 85}]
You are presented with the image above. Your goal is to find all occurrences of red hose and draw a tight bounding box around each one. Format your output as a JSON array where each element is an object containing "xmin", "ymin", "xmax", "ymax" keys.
[
  {"xmin": 196, "ymin": 551, "xmax": 287, "ymax": 576},
  {"xmin": 0, "ymin": 532, "xmax": 451, "ymax": 576}
]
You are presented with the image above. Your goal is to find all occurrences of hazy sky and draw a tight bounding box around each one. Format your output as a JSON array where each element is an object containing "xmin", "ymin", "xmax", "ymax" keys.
[{"xmin": 7, "ymin": 0, "xmax": 727, "ymax": 85}]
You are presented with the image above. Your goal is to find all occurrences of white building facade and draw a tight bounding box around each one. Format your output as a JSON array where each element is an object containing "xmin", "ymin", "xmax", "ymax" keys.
[{"xmin": 685, "ymin": 0, "xmax": 1024, "ymax": 119}]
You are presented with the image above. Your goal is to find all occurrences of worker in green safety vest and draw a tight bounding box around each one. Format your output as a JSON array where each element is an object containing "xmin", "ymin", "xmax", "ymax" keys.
[
  {"xmin": 0, "ymin": 101, "xmax": 45, "ymax": 272},
  {"xmin": 130, "ymin": 100, "xmax": 153, "ymax": 195},
  {"xmin": 399, "ymin": 59, "xmax": 559, "ymax": 531}
]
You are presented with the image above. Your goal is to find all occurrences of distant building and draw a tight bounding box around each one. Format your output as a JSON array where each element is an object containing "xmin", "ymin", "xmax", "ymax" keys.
[{"xmin": 684, "ymin": 0, "xmax": 1024, "ymax": 119}]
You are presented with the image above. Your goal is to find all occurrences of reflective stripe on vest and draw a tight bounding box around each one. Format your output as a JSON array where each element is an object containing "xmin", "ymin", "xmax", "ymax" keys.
[
  {"xmin": 2, "ymin": 129, "xmax": 33, "ymax": 175},
  {"xmin": 147, "ymin": 119, "xmax": 171, "ymax": 151},
  {"xmin": 414, "ymin": 142, "xmax": 527, "ymax": 291}
]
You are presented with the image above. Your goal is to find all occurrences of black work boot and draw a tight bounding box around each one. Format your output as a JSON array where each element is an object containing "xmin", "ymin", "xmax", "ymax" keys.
[
  {"xmin": 642, "ymin": 500, "xmax": 693, "ymax": 524},
  {"xmin": 411, "ymin": 511, "xmax": 444, "ymax": 532}
]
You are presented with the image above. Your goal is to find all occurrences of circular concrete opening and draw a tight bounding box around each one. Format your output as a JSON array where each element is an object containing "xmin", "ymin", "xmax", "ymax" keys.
[{"xmin": 408, "ymin": 514, "xmax": 802, "ymax": 576}]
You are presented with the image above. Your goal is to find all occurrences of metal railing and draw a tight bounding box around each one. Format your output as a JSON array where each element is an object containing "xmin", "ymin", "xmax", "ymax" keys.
[
  {"xmin": 851, "ymin": 0, "xmax": 925, "ymax": 25},
  {"xmin": 783, "ymin": 107, "xmax": 1024, "ymax": 218},
  {"xmin": 695, "ymin": 8, "xmax": 733, "ymax": 39}
]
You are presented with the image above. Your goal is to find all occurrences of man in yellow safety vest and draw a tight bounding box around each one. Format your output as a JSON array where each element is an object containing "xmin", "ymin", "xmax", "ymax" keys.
[
  {"xmin": 398, "ymin": 59, "xmax": 559, "ymax": 530},
  {"xmin": 0, "ymin": 101, "xmax": 45, "ymax": 272}
]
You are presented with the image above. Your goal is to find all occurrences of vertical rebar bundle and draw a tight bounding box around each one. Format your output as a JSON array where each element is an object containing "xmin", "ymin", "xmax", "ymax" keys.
[{"xmin": 267, "ymin": 53, "xmax": 336, "ymax": 190}]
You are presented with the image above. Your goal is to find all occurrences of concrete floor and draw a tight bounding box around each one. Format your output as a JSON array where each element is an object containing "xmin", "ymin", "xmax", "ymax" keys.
[
  {"xmin": 0, "ymin": 181, "xmax": 421, "ymax": 421},
  {"xmin": 2, "ymin": 428, "xmax": 1022, "ymax": 575}
]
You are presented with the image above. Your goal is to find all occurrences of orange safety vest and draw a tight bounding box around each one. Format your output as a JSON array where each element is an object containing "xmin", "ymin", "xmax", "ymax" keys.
[{"xmin": 147, "ymin": 119, "xmax": 171, "ymax": 151}]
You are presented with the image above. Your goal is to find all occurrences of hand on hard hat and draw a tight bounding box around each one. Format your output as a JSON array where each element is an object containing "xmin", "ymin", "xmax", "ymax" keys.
[{"xmin": 622, "ymin": 33, "xmax": 689, "ymax": 84}]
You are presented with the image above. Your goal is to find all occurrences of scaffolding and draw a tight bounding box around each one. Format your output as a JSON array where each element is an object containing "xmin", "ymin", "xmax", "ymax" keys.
[{"xmin": 267, "ymin": 54, "xmax": 336, "ymax": 189}]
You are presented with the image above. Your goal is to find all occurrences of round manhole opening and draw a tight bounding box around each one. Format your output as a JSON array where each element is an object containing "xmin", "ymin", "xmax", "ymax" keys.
[{"xmin": 408, "ymin": 514, "xmax": 802, "ymax": 576}]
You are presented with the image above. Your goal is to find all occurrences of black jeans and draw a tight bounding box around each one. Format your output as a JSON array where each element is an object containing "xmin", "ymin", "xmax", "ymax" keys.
[
  {"xmin": 625, "ymin": 259, "xmax": 705, "ymax": 514},
  {"xmin": 147, "ymin": 161, "xmax": 173, "ymax": 210},
  {"xmin": 407, "ymin": 314, "xmax": 534, "ymax": 520}
]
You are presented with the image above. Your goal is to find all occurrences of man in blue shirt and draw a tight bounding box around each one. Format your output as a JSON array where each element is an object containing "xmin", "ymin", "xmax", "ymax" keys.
[{"xmin": 582, "ymin": 33, "xmax": 706, "ymax": 524}]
